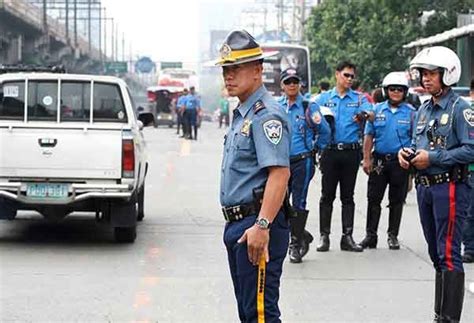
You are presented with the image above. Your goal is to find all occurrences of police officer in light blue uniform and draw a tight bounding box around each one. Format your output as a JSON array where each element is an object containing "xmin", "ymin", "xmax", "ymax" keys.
[
  {"xmin": 176, "ymin": 88, "xmax": 188, "ymax": 136},
  {"xmin": 278, "ymin": 68, "xmax": 331, "ymax": 263},
  {"xmin": 183, "ymin": 86, "xmax": 200, "ymax": 140},
  {"xmin": 399, "ymin": 46, "xmax": 474, "ymax": 322},
  {"xmin": 359, "ymin": 72, "xmax": 415, "ymax": 250},
  {"xmin": 210, "ymin": 30, "xmax": 291, "ymax": 322},
  {"xmin": 314, "ymin": 61, "xmax": 373, "ymax": 252}
]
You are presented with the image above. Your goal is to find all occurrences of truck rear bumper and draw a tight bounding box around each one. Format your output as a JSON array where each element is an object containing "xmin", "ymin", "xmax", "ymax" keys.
[{"xmin": 0, "ymin": 182, "xmax": 133, "ymax": 205}]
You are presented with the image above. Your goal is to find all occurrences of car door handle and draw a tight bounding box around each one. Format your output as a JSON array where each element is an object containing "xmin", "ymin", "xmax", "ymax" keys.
[{"xmin": 38, "ymin": 138, "xmax": 57, "ymax": 147}]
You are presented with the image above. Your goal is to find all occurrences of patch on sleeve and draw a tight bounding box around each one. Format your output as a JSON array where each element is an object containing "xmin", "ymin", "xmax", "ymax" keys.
[
  {"xmin": 463, "ymin": 109, "xmax": 474, "ymax": 127},
  {"xmin": 263, "ymin": 119, "xmax": 283, "ymax": 145},
  {"xmin": 311, "ymin": 111, "xmax": 322, "ymax": 124},
  {"xmin": 469, "ymin": 130, "xmax": 474, "ymax": 140}
]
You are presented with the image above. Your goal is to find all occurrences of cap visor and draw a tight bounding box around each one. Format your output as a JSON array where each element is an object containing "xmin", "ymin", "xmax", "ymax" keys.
[{"xmin": 204, "ymin": 51, "xmax": 279, "ymax": 67}]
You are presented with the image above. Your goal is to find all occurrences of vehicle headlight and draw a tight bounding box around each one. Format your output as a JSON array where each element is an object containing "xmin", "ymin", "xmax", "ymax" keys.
[
  {"xmin": 157, "ymin": 115, "xmax": 162, "ymax": 120},
  {"xmin": 168, "ymin": 115, "xmax": 173, "ymax": 120}
]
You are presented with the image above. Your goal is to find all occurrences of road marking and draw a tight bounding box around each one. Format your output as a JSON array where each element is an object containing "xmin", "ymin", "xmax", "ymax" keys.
[
  {"xmin": 180, "ymin": 139, "xmax": 191, "ymax": 156},
  {"xmin": 142, "ymin": 276, "xmax": 159, "ymax": 286},
  {"xmin": 469, "ymin": 282, "xmax": 474, "ymax": 294},
  {"xmin": 133, "ymin": 291, "xmax": 151, "ymax": 309}
]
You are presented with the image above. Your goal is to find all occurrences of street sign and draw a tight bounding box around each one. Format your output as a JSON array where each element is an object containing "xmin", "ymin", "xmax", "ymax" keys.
[
  {"xmin": 104, "ymin": 61, "xmax": 128, "ymax": 74},
  {"xmin": 135, "ymin": 57, "xmax": 155, "ymax": 74},
  {"xmin": 161, "ymin": 61, "xmax": 183, "ymax": 69}
]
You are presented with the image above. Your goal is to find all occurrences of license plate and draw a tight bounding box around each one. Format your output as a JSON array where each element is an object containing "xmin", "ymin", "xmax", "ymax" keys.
[{"xmin": 26, "ymin": 183, "xmax": 69, "ymax": 199}]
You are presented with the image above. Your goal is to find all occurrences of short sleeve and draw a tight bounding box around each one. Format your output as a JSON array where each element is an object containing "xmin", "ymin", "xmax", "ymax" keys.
[{"xmin": 359, "ymin": 94, "xmax": 373, "ymax": 113}]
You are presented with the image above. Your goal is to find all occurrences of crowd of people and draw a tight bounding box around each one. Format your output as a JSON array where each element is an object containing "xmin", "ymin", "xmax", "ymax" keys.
[{"xmin": 211, "ymin": 29, "xmax": 474, "ymax": 323}]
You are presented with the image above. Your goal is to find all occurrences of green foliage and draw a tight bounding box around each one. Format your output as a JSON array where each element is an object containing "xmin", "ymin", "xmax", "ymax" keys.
[{"xmin": 305, "ymin": 0, "xmax": 472, "ymax": 89}]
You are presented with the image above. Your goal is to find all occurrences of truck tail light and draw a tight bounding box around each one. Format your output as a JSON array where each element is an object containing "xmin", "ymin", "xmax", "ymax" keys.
[{"xmin": 122, "ymin": 139, "xmax": 135, "ymax": 178}]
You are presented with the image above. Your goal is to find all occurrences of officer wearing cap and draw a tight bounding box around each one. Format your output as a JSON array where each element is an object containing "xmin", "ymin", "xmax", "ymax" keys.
[
  {"xmin": 398, "ymin": 46, "xmax": 474, "ymax": 322},
  {"xmin": 210, "ymin": 30, "xmax": 291, "ymax": 322},
  {"xmin": 278, "ymin": 68, "xmax": 331, "ymax": 263},
  {"xmin": 359, "ymin": 72, "xmax": 415, "ymax": 250},
  {"xmin": 183, "ymin": 86, "xmax": 201, "ymax": 140},
  {"xmin": 314, "ymin": 61, "xmax": 373, "ymax": 253}
]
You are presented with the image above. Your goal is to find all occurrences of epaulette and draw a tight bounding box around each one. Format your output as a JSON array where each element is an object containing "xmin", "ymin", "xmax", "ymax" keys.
[{"xmin": 253, "ymin": 100, "xmax": 266, "ymax": 114}]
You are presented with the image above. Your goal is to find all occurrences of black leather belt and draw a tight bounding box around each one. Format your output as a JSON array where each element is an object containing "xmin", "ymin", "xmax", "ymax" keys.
[
  {"xmin": 290, "ymin": 151, "xmax": 314, "ymax": 163},
  {"xmin": 327, "ymin": 143, "xmax": 360, "ymax": 151},
  {"xmin": 415, "ymin": 171, "xmax": 465, "ymax": 188},
  {"xmin": 373, "ymin": 152, "xmax": 398, "ymax": 162},
  {"xmin": 221, "ymin": 202, "xmax": 259, "ymax": 222}
]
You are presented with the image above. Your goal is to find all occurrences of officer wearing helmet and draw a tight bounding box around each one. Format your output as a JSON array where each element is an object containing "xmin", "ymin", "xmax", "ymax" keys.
[
  {"xmin": 210, "ymin": 30, "xmax": 291, "ymax": 322},
  {"xmin": 278, "ymin": 68, "xmax": 331, "ymax": 264},
  {"xmin": 398, "ymin": 46, "xmax": 474, "ymax": 322},
  {"xmin": 359, "ymin": 72, "xmax": 415, "ymax": 250}
]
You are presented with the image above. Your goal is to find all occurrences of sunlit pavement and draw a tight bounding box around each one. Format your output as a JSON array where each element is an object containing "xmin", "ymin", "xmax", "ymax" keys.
[{"xmin": 0, "ymin": 122, "xmax": 472, "ymax": 322}]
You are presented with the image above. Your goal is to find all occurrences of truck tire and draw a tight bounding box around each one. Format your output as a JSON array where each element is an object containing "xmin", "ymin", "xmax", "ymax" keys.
[
  {"xmin": 137, "ymin": 185, "xmax": 145, "ymax": 221},
  {"xmin": 114, "ymin": 226, "xmax": 137, "ymax": 243}
]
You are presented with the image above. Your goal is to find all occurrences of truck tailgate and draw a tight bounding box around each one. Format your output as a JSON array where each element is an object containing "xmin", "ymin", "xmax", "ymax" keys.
[{"xmin": 0, "ymin": 127, "xmax": 123, "ymax": 179}]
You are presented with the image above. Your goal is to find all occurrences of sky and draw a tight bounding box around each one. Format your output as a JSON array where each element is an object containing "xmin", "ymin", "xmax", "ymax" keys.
[{"xmin": 101, "ymin": 0, "xmax": 250, "ymax": 65}]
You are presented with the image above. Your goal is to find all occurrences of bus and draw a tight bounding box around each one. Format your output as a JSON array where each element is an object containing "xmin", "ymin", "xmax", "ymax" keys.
[{"xmin": 261, "ymin": 43, "xmax": 311, "ymax": 98}]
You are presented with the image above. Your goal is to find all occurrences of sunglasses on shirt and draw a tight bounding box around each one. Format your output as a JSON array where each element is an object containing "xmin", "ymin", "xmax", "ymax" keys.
[
  {"xmin": 283, "ymin": 78, "xmax": 300, "ymax": 85},
  {"xmin": 342, "ymin": 73, "xmax": 355, "ymax": 79},
  {"xmin": 387, "ymin": 86, "xmax": 405, "ymax": 93}
]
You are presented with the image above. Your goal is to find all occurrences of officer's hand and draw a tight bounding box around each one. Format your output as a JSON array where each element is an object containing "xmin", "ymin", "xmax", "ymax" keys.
[
  {"xmin": 238, "ymin": 225, "xmax": 270, "ymax": 266},
  {"xmin": 411, "ymin": 149, "xmax": 430, "ymax": 170},
  {"xmin": 362, "ymin": 159, "xmax": 372, "ymax": 175},
  {"xmin": 398, "ymin": 148, "xmax": 413, "ymax": 170}
]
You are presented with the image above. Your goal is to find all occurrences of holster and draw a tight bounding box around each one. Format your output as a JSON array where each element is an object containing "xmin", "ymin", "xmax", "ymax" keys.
[{"xmin": 252, "ymin": 186, "xmax": 295, "ymax": 220}]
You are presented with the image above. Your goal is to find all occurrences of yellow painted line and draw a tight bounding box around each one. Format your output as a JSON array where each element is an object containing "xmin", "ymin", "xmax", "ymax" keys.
[
  {"xmin": 141, "ymin": 276, "xmax": 159, "ymax": 287},
  {"xmin": 147, "ymin": 247, "xmax": 160, "ymax": 259},
  {"xmin": 133, "ymin": 291, "xmax": 151, "ymax": 309},
  {"xmin": 257, "ymin": 257, "xmax": 266, "ymax": 323},
  {"xmin": 179, "ymin": 139, "xmax": 191, "ymax": 156}
]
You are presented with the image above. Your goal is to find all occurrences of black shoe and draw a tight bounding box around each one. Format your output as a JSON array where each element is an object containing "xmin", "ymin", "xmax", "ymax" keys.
[
  {"xmin": 316, "ymin": 234, "xmax": 330, "ymax": 252},
  {"xmin": 288, "ymin": 244, "xmax": 302, "ymax": 263},
  {"xmin": 387, "ymin": 235, "xmax": 400, "ymax": 250},
  {"xmin": 340, "ymin": 235, "xmax": 363, "ymax": 252},
  {"xmin": 359, "ymin": 235, "xmax": 377, "ymax": 249},
  {"xmin": 299, "ymin": 230, "xmax": 314, "ymax": 258},
  {"xmin": 463, "ymin": 253, "xmax": 474, "ymax": 263}
]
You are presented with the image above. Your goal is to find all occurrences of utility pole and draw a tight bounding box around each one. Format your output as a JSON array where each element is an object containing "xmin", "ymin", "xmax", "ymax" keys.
[
  {"xmin": 122, "ymin": 32, "xmax": 125, "ymax": 62},
  {"xmin": 65, "ymin": 0, "xmax": 69, "ymax": 43},
  {"xmin": 88, "ymin": 0, "xmax": 92, "ymax": 53},
  {"xmin": 111, "ymin": 20, "xmax": 115, "ymax": 61},
  {"xmin": 74, "ymin": 0, "xmax": 77, "ymax": 46}
]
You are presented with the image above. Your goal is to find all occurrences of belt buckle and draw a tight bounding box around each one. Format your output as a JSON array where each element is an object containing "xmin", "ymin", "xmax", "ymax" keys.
[
  {"xmin": 222, "ymin": 207, "xmax": 230, "ymax": 222},
  {"xmin": 420, "ymin": 176, "xmax": 430, "ymax": 187},
  {"xmin": 385, "ymin": 154, "xmax": 392, "ymax": 161},
  {"xmin": 337, "ymin": 143, "xmax": 344, "ymax": 151}
]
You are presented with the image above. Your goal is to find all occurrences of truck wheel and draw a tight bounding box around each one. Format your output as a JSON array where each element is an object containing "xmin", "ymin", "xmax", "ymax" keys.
[
  {"xmin": 114, "ymin": 226, "xmax": 137, "ymax": 243},
  {"xmin": 137, "ymin": 185, "xmax": 145, "ymax": 221}
]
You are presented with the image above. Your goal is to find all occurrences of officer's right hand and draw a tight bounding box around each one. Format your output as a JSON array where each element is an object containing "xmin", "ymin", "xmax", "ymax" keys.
[
  {"xmin": 238, "ymin": 225, "xmax": 270, "ymax": 266},
  {"xmin": 398, "ymin": 148, "xmax": 413, "ymax": 170},
  {"xmin": 362, "ymin": 159, "xmax": 372, "ymax": 175}
]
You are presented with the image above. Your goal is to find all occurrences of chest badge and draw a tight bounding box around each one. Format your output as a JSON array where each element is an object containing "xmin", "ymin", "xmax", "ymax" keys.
[
  {"xmin": 263, "ymin": 119, "xmax": 283, "ymax": 145},
  {"xmin": 440, "ymin": 113, "xmax": 449, "ymax": 126},
  {"xmin": 241, "ymin": 119, "xmax": 252, "ymax": 137}
]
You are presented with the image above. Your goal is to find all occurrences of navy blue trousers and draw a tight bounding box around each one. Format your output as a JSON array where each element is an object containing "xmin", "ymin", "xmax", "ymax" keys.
[
  {"xmin": 289, "ymin": 157, "xmax": 315, "ymax": 211},
  {"xmin": 463, "ymin": 175, "xmax": 474, "ymax": 255},
  {"xmin": 417, "ymin": 182, "xmax": 470, "ymax": 272},
  {"xmin": 224, "ymin": 211, "xmax": 289, "ymax": 323}
]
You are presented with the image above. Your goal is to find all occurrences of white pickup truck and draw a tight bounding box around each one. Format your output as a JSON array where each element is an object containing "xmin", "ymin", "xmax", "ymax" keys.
[{"xmin": 0, "ymin": 71, "xmax": 150, "ymax": 243}]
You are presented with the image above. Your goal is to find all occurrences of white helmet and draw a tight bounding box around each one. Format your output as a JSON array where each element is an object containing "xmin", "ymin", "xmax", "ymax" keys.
[
  {"xmin": 409, "ymin": 46, "xmax": 461, "ymax": 86},
  {"xmin": 381, "ymin": 71, "xmax": 409, "ymax": 100}
]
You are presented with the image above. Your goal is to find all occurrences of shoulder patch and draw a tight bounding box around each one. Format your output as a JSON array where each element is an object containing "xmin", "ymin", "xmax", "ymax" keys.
[
  {"xmin": 253, "ymin": 100, "xmax": 266, "ymax": 114},
  {"xmin": 263, "ymin": 119, "xmax": 283, "ymax": 145},
  {"xmin": 463, "ymin": 109, "xmax": 474, "ymax": 127}
]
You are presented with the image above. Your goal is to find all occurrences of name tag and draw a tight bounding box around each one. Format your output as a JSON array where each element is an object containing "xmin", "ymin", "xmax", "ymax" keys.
[
  {"xmin": 346, "ymin": 103, "xmax": 358, "ymax": 108},
  {"xmin": 324, "ymin": 102, "xmax": 336, "ymax": 108},
  {"xmin": 375, "ymin": 114, "xmax": 386, "ymax": 121},
  {"xmin": 397, "ymin": 119, "xmax": 410, "ymax": 125}
]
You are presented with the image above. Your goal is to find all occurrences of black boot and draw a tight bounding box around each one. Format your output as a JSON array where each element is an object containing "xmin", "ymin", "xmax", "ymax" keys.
[
  {"xmin": 317, "ymin": 204, "xmax": 332, "ymax": 252},
  {"xmin": 433, "ymin": 271, "xmax": 442, "ymax": 322},
  {"xmin": 439, "ymin": 271, "xmax": 464, "ymax": 323},
  {"xmin": 341, "ymin": 204, "xmax": 363, "ymax": 252},
  {"xmin": 289, "ymin": 210, "xmax": 309, "ymax": 262},
  {"xmin": 387, "ymin": 203, "xmax": 403, "ymax": 250},
  {"xmin": 359, "ymin": 203, "xmax": 381, "ymax": 249},
  {"xmin": 288, "ymin": 235, "xmax": 302, "ymax": 263},
  {"xmin": 300, "ymin": 230, "xmax": 314, "ymax": 258}
]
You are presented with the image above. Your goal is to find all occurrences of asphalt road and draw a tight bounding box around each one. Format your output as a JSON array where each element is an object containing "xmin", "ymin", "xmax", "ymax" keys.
[{"xmin": 0, "ymin": 122, "xmax": 473, "ymax": 322}]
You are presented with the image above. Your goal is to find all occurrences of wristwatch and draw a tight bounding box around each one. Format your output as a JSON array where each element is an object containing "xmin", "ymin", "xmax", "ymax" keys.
[{"xmin": 255, "ymin": 217, "xmax": 271, "ymax": 230}]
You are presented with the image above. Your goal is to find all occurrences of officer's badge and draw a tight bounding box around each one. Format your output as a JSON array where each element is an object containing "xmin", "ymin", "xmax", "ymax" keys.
[
  {"xmin": 440, "ymin": 113, "xmax": 449, "ymax": 126},
  {"xmin": 263, "ymin": 119, "xmax": 283, "ymax": 145},
  {"xmin": 311, "ymin": 111, "xmax": 322, "ymax": 124},
  {"xmin": 241, "ymin": 119, "xmax": 252, "ymax": 136},
  {"xmin": 463, "ymin": 109, "xmax": 474, "ymax": 127},
  {"xmin": 220, "ymin": 44, "xmax": 232, "ymax": 60}
]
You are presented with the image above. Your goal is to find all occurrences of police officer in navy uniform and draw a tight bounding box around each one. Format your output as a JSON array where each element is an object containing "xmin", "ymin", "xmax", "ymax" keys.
[
  {"xmin": 183, "ymin": 86, "xmax": 201, "ymax": 140},
  {"xmin": 278, "ymin": 68, "xmax": 331, "ymax": 263},
  {"xmin": 398, "ymin": 46, "xmax": 474, "ymax": 322},
  {"xmin": 210, "ymin": 30, "xmax": 291, "ymax": 322},
  {"xmin": 176, "ymin": 88, "xmax": 188, "ymax": 136},
  {"xmin": 359, "ymin": 72, "xmax": 415, "ymax": 250},
  {"xmin": 314, "ymin": 61, "xmax": 373, "ymax": 252}
]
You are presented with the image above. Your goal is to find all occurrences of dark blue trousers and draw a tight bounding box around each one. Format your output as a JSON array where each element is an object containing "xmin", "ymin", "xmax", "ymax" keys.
[
  {"xmin": 463, "ymin": 175, "xmax": 474, "ymax": 255},
  {"xmin": 417, "ymin": 182, "xmax": 470, "ymax": 272},
  {"xmin": 289, "ymin": 157, "xmax": 315, "ymax": 212},
  {"xmin": 224, "ymin": 211, "xmax": 289, "ymax": 323}
]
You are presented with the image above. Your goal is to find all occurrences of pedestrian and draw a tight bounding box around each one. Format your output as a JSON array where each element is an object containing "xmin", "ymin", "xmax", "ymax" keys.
[
  {"xmin": 278, "ymin": 68, "xmax": 331, "ymax": 263},
  {"xmin": 314, "ymin": 61, "xmax": 373, "ymax": 252},
  {"xmin": 176, "ymin": 88, "xmax": 188, "ymax": 136},
  {"xmin": 218, "ymin": 88, "xmax": 230, "ymax": 128},
  {"xmin": 359, "ymin": 71, "xmax": 415, "ymax": 250},
  {"xmin": 184, "ymin": 86, "xmax": 200, "ymax": 140},
  {"xmin": 462, "ymin": 78, "xmax": 474, "ymax": 264},
  {"xmin": 210, "ymin": 30, "xmax": 291, "ymax": 322},
  {"xmin": 398, "ymin": 46, "xmax": 474, "ymax": 322}
]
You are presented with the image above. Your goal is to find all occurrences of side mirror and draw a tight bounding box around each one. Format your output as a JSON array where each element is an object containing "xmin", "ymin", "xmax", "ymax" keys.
[{"xmin": 137, "ymin": 112, "xmax": 154, "ymax": 127}]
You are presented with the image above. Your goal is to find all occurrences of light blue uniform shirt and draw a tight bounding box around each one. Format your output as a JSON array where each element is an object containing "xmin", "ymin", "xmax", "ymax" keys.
[
  {"xmin": 278, "ymin": 94, "xmax": 331, "ymax": 156},
  {"xmin": 177, "ymin": 95, "xmax": 187, "ymax": 112},
  {"xmin": 365, "ymin": 101, "xmax": 415, "ymax": 155},
  {"xmin": 220, "ymin": 85, "xmax": 290, "ymax": 207},
  {"xmin": 185, "ymin": 94, "xmax": 200, "ymax": 110},
  {"xmin": 315, "ymin": 87, "xmax": 373, "ymax": 144},
  {"xmin": 413, "ymin": 89, "xmax": 474, "ymax": 175}
]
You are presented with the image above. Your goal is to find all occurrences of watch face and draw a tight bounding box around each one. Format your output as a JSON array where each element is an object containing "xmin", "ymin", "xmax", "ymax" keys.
[{"xmin": 256, "ymin": 218, "xmax": 270, "ymax": 229}]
